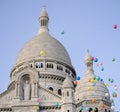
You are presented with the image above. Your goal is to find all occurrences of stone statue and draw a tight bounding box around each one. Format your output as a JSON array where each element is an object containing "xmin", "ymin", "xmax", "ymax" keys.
[{"xmin": 24, "ymin": 80, "xmax": 31, "ymax": 100}]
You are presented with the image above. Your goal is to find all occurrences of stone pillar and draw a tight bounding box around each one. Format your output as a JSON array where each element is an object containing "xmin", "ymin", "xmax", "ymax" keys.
[
  {"xmin": 15, "ymin": 82, "xmax": 20, "ymax": 98},
  {"xmin": 35, "ymin": 83, "xmax": 38, "ymax": 97},
  {"xmin": 31, "ymin": 83, "xmax": 35, "ymax": 98}
]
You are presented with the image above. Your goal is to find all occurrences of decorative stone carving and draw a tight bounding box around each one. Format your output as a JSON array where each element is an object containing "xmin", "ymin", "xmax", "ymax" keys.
[{"xmin": 24, "ymin": 80, "xmax": 31, "ymax": 100}]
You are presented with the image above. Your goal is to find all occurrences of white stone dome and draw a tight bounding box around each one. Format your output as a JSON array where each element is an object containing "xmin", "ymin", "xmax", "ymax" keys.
[
  {"xmin": 15, "ymin": 32, "xmax": 72, "ymax": 66},
  {"xmin": 75, "ymin": 51, "xmax": 110, "ymax": 101},
  {"xmin": 62, "ymin": 75, "xmax": 74, "ymax": 88},
  {"xmin": 15, "ymin": 7, "xmax": 72, "ymax": 66},
  {"xmin": 75, "ymin": 73, "xmax": 110, "ymax": 101}
]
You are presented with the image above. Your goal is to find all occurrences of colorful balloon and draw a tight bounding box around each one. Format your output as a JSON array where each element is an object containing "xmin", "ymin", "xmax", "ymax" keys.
[
  {"xmin": 101, "ymin": 67, "xmax": 104, "ymax": 71},
  {"xmin": 73, "ymin": 80, "xmax": 78, "ymax": 86},
  {"xmin": 114, "ymin": 85, "xmax": 118, "ymax": 90},
  {"xmin": 113, "ymin": 24, "xmax": 117, "ymax": 29},
  {"xmin": 91, "ymin": 79, "xmax": 95, "ymax": 83},
  {"xmin": 92, "ymin": 98, "xmax": 96, "ymax": 103},
  {"xmin": 94, "ymin": 58, "xmax": 98, "ymax": 62},
  {"xmin": 61, "ymin": 31, "xmax": 65, "ymax": 34},
  {"xmin": 91, "ymin": 57, "xmax": 94, "ymax": 61},
  {"xmin": 100, "ymin": 78, "xmax": 103, "ymax": 82},
  {"xmin": 79, "ymin": 106, "xmax": 84, "ymax": 110},
  {"xmin": 36, "ymin": 98, "xmax": 40, "ymax": 102},
  {"xmin": 108, "ymin": 78, "xmax": 114, "ymax": 83},
  {"xmin": 86, "ymin": 107, "xmax": 89, "ymax": 111},
  {"xmin": 105, "ymin": 93, "xmax": 109, "ymax": 97},
  {"xmin": 92, "ymin": 82, "xmax": 96, "ymax": 86},
  {"xmin": 77, "ymin": 76, "xmax": 80, "ymax": 80},
  {"xmin": 55, "ymin": 102, "xmax": 60, "ymax": 108},
  {"xmin": 40, "ymin": 50, "xmax": 45, "ymax": 56},
  {"xmin": 91, "ymin": 93, "xmax": 94, "ymax": 96},
  {"xmin": 33, "ymin": 105, "xmax": 37, "ymax": 109},
  {"xmin": 100, "ymin": 103, "xmax": 105, "ymax": 109},
  {"xmin": 111, "ymin": 106, "xmax": 115, "ymax": 110},
  {"xmin": 112, "ymin": 92, "xmax": 117, "ymax": 98},
  {"xmin": 105, "ymin": 83, "xmax": 109, "ymax": 87},
  {"xmin": 112, "ymin": 58, "xmax": 115, "ymax": 62},
  {"xmin": 88, "ymin": 86, "xmax": 92, "ymax": 91},
  {"xmin": 96, "ymin": 76, "xmax": 100, "ymax": 81},
  {"xmin": 99, "ymin": 62, "xmax": 103, "ymax": 66},
  {"xmin": 93, "ymin": 76, "xmax": 96, "ymax": 80},
  {"xmin": 88, "ymin": 78, "xmax": 92, "ymax": 82}
]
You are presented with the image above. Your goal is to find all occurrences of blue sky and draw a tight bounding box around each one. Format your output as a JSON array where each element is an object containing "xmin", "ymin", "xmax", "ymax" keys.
[{"xmin": 0, "ymin": 0, "xmax": 120, "ymax": 111}]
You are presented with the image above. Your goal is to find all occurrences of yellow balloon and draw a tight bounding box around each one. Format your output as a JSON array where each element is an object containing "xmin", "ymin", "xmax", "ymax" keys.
[
  {"xmin": 40, "ymin": 50, "xmax": 45, "ymax": 56},
  {"xmin": 91, "ymin": 79, "xmax": 95, "ymax": 83},
  {"xmin": 33, "ymin": 106, "xmax": 37, "ymax": 109},
  {"xmin": 105, "ymin": 83, "xmax": 109, "ymax": 87},
  {"xmin": 88, "ymin": 86, "xmax": 92, "ymax": 91}
]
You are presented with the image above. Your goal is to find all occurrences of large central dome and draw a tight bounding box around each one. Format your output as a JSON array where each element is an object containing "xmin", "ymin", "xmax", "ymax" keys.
[
  {"xmin": 15, "ymin": 7, "xmax": 72, "ymax": 66},
  {"xmin": 16, "ymin": 32, "xmax": 72, "ymax": 66}
]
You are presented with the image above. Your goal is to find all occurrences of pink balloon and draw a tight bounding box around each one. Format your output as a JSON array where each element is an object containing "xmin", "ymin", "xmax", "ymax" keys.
[{"xmin": 113, "ymin": 24, "xmax": 117, "ymax": 29}]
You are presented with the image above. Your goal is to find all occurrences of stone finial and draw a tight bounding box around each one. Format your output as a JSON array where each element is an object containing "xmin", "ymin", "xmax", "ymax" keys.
[
  {"xmin": 38, "ymin": 6, "xmax": 49, "ymax": 34},
  {"xmin": 84, "ymin": 50, "xmax": 94, "ymax": 74}
]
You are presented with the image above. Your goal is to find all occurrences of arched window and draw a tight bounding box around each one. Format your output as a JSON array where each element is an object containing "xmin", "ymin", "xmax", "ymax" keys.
[
  {"xmin": 46, "ymin": 63, "xmax": 54, "ymax": 69},
  {"xmin": 36, "ymin": 62, "xmax": 43, "ymax": 68},
  {"xmin": 67, "ymin": 110, "xmax": 70, "ymax": 112},
  {"xmin": 94, "ymin": 107, "xmax": 98, "ymax": 112},
  {"xmin": 58, "ymin": 89, "xmax": 62, "ymax": 96},
  {"xmin": 49, "ymin": 87, "xmax": 53, "ymax": 91},
  {"xmin": 57, "ymin": 65, "xmax": 63, "ymax": 71},
  {"xmin": 105, "ymin": 109, "xmax": 107, "ymax": 112},
  {"xmin": 30, "ymin": 64, "xmax": 33, "ymax": 68},
  {"xmin": 65, "ymin": 69, "xmax": 70, "ymax": 74},
  {"xmin": 89, "ymin": 108, "xmax": 93, "ymax": 112},
  {"xmin": 109, "ymin": 110, "xmax": 110, "ymax": 112}
]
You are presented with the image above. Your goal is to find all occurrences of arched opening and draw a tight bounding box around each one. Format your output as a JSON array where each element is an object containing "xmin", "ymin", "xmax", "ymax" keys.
[
  {"xmin": 94, "ymin": 107, "xmax": 98, "ymax": 112},
  {"xmin": 20, "ymin": 75, "xmax": 31, "ymax": 100},
  {"xmin": 58, "ymin": 89, "xmax": 62, "ymax": 96},
  {"xmin": 89, "ymin": 108, "xmax": 93, "ymax": 112},
  {"xmin": 67, "ymin": 91, "xmax": 69, "ymax": 96},
  {"xmin": 49, "ymin": 87, "xmax": 53, "ymax": 91},
  {"xmin": 36, "ymin": 62, "xmax": 43, "ymax": 68}
]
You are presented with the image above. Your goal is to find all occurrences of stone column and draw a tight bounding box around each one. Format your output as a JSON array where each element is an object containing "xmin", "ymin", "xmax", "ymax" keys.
[
  {"xmin": 35, "ymin": 82, "xmax": 38, "ymax": 97},
  {"xmin": 31, "ymin": 83, "xmax": 35, "ymax": 98},
  {"xmin": 15, "ymin": 82, "xmax": 20, "ymax": 98}
]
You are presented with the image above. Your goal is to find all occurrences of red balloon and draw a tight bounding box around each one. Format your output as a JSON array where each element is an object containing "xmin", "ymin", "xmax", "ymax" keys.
[{"xmin": 113, "ymin": 24, "xmax": 117, "ymax": 29}]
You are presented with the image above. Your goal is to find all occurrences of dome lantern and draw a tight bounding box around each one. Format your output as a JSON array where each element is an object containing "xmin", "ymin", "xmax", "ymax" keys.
[
  {"xmin": 84, "ymin": 50, "xmax": 94, "ymax": 75},
  {"xmin": 38, "ymin": 6, "xmax": 49, "ymax": 33}
]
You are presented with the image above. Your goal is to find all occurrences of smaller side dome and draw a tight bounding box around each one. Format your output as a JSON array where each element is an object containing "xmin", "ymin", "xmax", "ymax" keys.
[
  {"xmin": 75, "ymin": 51, "xmax": 110, "ymax": 102},
  {"xmin": 62, "ymin": 75, "xmax": 74, "ymax": 88}
]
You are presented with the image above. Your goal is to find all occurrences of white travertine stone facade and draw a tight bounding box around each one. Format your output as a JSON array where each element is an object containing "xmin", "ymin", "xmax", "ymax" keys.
[{"xmin": 0, "ymin": 7, "xmax": 113, "ymax": 112}]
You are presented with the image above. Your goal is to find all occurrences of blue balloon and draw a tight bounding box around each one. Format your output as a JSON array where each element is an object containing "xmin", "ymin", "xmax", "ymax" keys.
[
  {"xmin": 101, "ymin": 67, "xmax": 104, "ymax": 71},
  {"xmin": 77, "ymin": 76, "xmax": 80, "ymax": 80},
  {"xmin": 55, "ymin": 102, "xmax": 59, "ymax": 108},
  {"xmin": 86, "ymin": 107, "xmax": 89, "ymax": 111},
  {"xmin": 92, "ymin": 82, "xmax": 96, "ymax": 86},
  {"xmin": 94, "ymin": 58, "xmax": 98, "ymax": 62},
  {"xmin": 79, "ymin": 106, "xmax": 84, "ymax": 110},
  {"xmin": 100, "ymin": 78, "xmax": 103, "ymax": 82}
]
